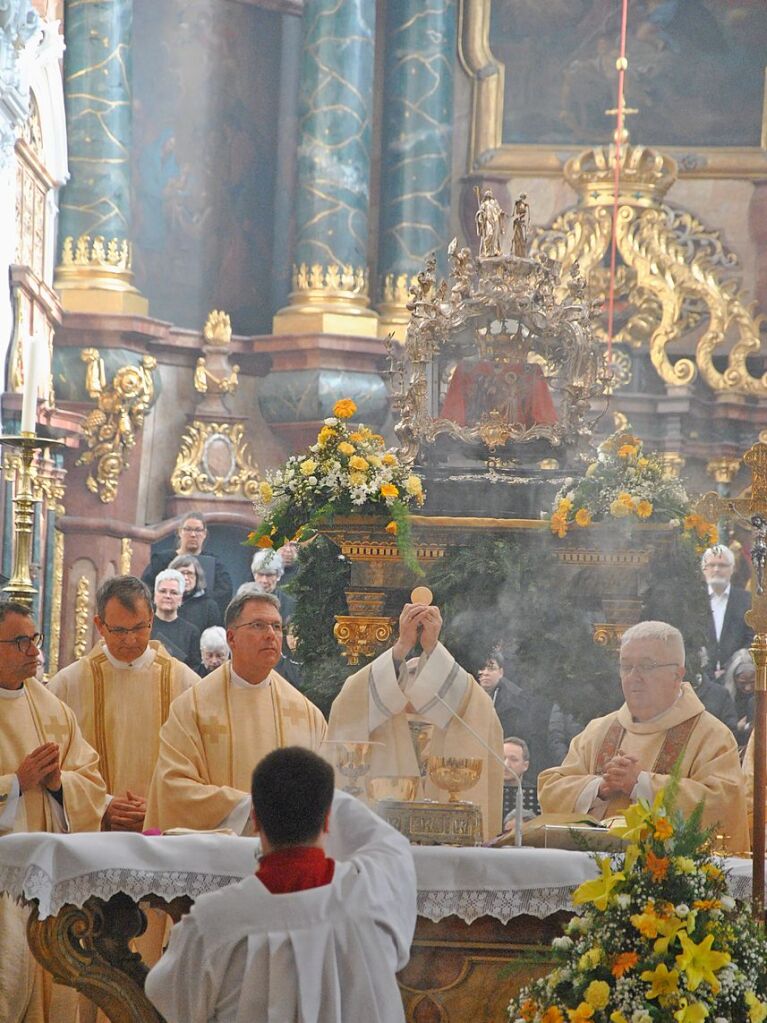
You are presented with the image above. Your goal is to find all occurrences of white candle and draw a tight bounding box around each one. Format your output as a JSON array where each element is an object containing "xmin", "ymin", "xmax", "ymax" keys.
[{"xmin": 20, "ymin": 334, "xmax": 39, "ymax": 434}]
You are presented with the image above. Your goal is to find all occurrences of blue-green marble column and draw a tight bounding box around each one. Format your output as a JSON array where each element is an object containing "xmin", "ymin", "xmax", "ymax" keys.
[
  {"xmin": 274, "ymin": 0, "xmax": 379, "ymax": 335},
  {"xmin": 56, "ymin": 0, "xmax": 146, "ymax": 313},
  {"xmin": 377, "ymin": 0, "xmax": 456, "ymax": 338}
]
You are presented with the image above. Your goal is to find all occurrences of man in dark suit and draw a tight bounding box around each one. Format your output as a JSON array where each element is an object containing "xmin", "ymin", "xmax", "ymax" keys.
[
  {"xmin": 702, "ymin": 545, "xmax": 753, "ymax": 678},
  {"xmin": 477, "ymin": 654, "xmax": 530, "ymax": 744}
]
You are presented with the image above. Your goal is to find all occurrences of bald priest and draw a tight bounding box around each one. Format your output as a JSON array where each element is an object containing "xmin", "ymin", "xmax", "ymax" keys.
[
  {"xmin": 538, "ymin": 621, "xmax": 748, "ymax": 852},
  {"xmin": 146, "ymin": 591, "xmax": 326, "ymax": 832},
  {"xmin": 326, "ymin": 602, "xmax": 503, "ymax": 838}
]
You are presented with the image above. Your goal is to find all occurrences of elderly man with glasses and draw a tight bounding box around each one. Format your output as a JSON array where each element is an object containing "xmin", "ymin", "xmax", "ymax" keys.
[
  {"xmin": 146, "ymin": 591, "xmax": 326, "ymax": 834},
  {"xmin": 0, "ymin": 600, "xmax": 107, "ymax": 1023},
  {"xmin": 538, "ymin": 620, "xmax": 748, "ymax": 852}
]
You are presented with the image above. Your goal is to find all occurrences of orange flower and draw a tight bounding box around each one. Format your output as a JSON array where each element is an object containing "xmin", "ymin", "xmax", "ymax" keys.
[
  {"xmin": 380, "ymin": 483, "xmax": 399, "ymax": 499},
  {"xmin": 567, "ymin": 1003, "xmax": 595, "ymax": 1023},
  {"xmin": 520, "ymin": 999, "xmax": 538, "ymax": 1022},
  {"xmin": 333, "ymin": 398, "xmax": 357, "ymax": 418},
  {"xmin": 542, "ymin": 1008, "xmax": 565, "ymax": 1023},
  {"xmin": 575, "ymin": 508, "xmax": 592, "ymax": 527},
  {"xmin": 693, "ymin": 899, "xmax": 721, "ymax": 912},
  {"xmin": 550, "ymin": 513, "xmax": 568, "ymax": 538},
  {"xmin": 247, "ymin": 531, "xmax": 258, "ymax": 542},
  {"xmin": 256, "ymin": 535, "xmax": 274, "ymax": 549},
  {"xmin": 385, "ymin": 521, "xmax": 398, "ymax": 535},
  {"xmin": 612, "ymin": 951, "xmax": 639, "ymax": 978},
  {"xmin": 646, "ymin": 850, "xmax": 670, "ymax": 882},
  {"xmin": 636, "ymin": 499, "xmax": 653, "ymax": 519},
  {"xmin": 654, "ymin": 817, "xmax": 673, "ymax": 841}
]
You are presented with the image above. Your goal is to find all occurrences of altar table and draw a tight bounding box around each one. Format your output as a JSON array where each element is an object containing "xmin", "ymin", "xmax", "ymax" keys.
[{"xmin": 0, "ymin": 833, "xmax": 758, "ymax": 1023}]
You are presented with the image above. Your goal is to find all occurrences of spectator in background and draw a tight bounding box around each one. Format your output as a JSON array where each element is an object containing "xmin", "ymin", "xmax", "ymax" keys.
[
  {"xmin": 170, "ymin": 554, "xmax": 222, "ymax": 632},
  {"xmin": 151, "ymin": 570, "xmax": 201, "ymax": 670},
  {"xmin": 701, "ymin": 545, "xmax": 753, "ymax": 679},
  {"xmin": 142, "ymin": 513, "xmax": 233, "ymax": 619},
  {"xmin": 547, "ymin": 702, "xmax": 583, "ymax": 766},
  {"xmin": 502, "ymin": 736, "xmax": 537, "ymax": 830},
  {"xmin": 690, "ymin": 669, "xmax": 739, "ymax": 739},
  {"xmin": 276, "ymin": 619, "xmax": 304, "ymax": 689},
  {"xmin": 477, "ymin": 653, "xmax": 530, "ymax": 743},
  {"xmin": 198, "ymin": 626, "xmax": 229, "ymax": 677},
  {"xmin": 250, "ymin": 550, "xmax": 296, "ymax": 620},
  {"xmin": 723, "ymin": 647, "xmax": 756, "ymax": 751},
  {"xmin": 278, "ymin": 541, "xmax": 300, "ymax": 586}
]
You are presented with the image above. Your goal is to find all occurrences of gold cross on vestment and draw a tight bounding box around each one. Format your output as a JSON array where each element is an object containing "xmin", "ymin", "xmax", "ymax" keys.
[
  {"xmin": 280, "ymin": 701, "xmax": 307, "ymax": 730},
  {"xmin": 42, "ymin": 718, "xmax": 70, "ymax": 744},
  {"xmin": 200, "ymin": 719, "xmax": 228, "ymax": 744}
]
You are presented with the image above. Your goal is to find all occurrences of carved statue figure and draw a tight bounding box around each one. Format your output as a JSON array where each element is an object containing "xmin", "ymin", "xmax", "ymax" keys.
[
  {"xmin": 81, "ymin": 348, "xmax": 106, "ymax": 398},
  {"xmin": 511, "ymin": 193, "xmax": 531, "ymax": 258},
  {"xmin": 193, "ymin": 356, "xmax": 240, "ymax": 395},
  {"xmin": 475, "ymin": 190, "xmax": 506, "ymax": 258}
]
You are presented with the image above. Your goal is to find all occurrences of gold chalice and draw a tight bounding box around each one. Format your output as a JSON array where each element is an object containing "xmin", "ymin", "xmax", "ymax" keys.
[
  {"xmin": 427, "ymin": 756, "xmax": 483, "ymax": 803},
  {"xmin": 367, "ymin": 776, "xmax": 421, "ymax": 803}
]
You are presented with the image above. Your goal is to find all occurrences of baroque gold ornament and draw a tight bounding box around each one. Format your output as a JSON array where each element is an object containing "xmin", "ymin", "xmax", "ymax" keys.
[
  {"xmin": 170, "ymin": 422, "xmax": 260, "ymax": 500},
  {"xmin": 76, "ymin": 355, "xmax": 156, "ymax": 504}
]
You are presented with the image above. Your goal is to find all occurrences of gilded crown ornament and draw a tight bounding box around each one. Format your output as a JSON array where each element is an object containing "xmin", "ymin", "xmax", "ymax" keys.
[{"xmin": 202, "ymin": 310, "xmax": 232, "ymax": 347}]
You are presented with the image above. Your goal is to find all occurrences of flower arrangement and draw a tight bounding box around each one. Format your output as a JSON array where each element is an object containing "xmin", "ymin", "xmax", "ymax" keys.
[
  {"xmin": 246, "ymin": 398, "xmax": 425, "ymax": 570},
  {"xmin": 508, "ymin": 782, "xmax": 767, "ymax": 1023},
  {"xmin": 549, "ymin": 430, "xmax": 717, "ymax": 550}
]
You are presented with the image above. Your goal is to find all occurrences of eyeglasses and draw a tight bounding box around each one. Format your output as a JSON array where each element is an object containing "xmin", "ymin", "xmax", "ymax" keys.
[
  {"xmin": 0, "ymin": 632, "xmax": 44, "ymax": 653},
  {"xmin": 181, "ymin": 526, "xmax": 206, "ymax": 534},
  {"xmin": 231, "ymin": 619, "xmax": 283, "ymax": 635},
  {"xmin": 101, "ymin": 621, "xmax": 152, "ymax": 637},
  {"xmin": 619, "ymin": 661, "xmax": 679, "ymax": 677}
]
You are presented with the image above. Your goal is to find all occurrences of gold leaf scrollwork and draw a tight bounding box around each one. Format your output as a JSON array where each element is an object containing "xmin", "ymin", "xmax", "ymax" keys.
[
  {"xmin": 170, "ymin": 422, "xmax": 260, "ymax": 500},
  {"xmin": 76, "ymin": 355, "xmax": 156, "ymax": 504},
  {"xmin": 333, "ymin": 616, "xmax": 394, "ymax": 665},
  {"xmin": 73, "ymin": 577, "xmax": 90, "ymax": 659},
  {"xmin": 48, "ymin": 531, "xmax": 64, "ymax": 675}
]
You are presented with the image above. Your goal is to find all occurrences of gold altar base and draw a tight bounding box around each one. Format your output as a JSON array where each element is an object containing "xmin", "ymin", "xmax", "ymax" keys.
[
  {"xmin": 272, "ymin": 304, "xmax": 380, "ymax": 338},
  {"xmin": 375, "ymin": 798, "xmax": 483, "ymax": 846}
]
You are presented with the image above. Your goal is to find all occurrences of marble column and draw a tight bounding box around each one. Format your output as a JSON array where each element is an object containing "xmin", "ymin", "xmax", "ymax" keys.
[
  {"xmin": 55, "ymin": 0, "xmax": 146, "ymax": 314},
  {"xmin": 377, "ymin": 0, "xmax": 456, "ymax": 339},
  {"xmin": 273, "ymin": 0, "xmax": 378, "ymax": 337}
]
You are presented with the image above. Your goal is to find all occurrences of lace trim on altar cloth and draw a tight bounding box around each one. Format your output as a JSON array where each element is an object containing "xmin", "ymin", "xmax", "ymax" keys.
[
  {"xmin": 0, "ymin": 863, "xmax": 245, "ymax": 919},
  {"xmin": 417, "ymin": 887, "xmax": 577, "ymax": 924}
]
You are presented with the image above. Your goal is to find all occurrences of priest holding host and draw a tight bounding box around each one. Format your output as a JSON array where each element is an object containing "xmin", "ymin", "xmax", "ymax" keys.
[
  {"xmin": 538, "ymin": 620, "xmax": 749, "ymax": 852},
  {"xmin": 146, "ymin": 589, "xmax": 327, "ymax": 833},
  {"xmin": 0, "ymin": 601, "xmax": 108, "ymax": 1023},
  {"xmin": 326, "ymin": 600, "xmax": 504, "ymax": 839}
]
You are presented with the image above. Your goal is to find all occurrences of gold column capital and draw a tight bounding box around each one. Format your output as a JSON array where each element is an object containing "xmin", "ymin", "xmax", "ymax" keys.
[
  {"xmin": 273, "ymin": 263, "xmax": 379, "ymax": 337},
  {"xmin": 55, "ymin": 234, "xmax": 148, "ymax": 315}
]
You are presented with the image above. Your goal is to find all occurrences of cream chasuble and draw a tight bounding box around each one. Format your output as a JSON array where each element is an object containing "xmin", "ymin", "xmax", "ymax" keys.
[
  {"xmin": 0, "ymin": 679, "xmax": 107, "ymax": 1023},
  {"xmin": 538, "ymin": 682, "xmax": 749, "ymax": 853},
  {"xmin": 48, "ymin": 640, "xmax": 198, "ymax": 798},
  {"xmin": 742, "ymin": 730, "xmax": 761, "ymax": 828},
  {"xmin": 326, "ymin": 643, "xmax": 504, "ymax": 838},
  {"xmin": 145, "ymin": 663, "xmax": 327, "ymax": 832}
]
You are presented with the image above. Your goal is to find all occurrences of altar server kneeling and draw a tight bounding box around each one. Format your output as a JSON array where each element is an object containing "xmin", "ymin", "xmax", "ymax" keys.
[{"xmin": 145, "ymin": 746, "xmax": 417, "ymax": 1023}]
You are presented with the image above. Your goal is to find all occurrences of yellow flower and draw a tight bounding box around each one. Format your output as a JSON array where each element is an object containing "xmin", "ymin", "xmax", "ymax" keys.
[
  {"xmin": 575, "ymin": 508, "xmax": 592, "ymax": 527},
  {"xmin": 702, "ymin": 864, "xmax": 723, "ymax": 882},
  {"xmin": 349, "ymin": 455, "xmax": 368, "ymax": 471},
  {"xmin": 317, "ymin": 426, "xmax": 336, "ymax": 446},
  {"xmin": 618, "ymin": 491, "xmax": 635, "ymax": 506},
  {"xmin": 641, "ymin": 962, "xmax": 680, "ymax": 999},
  {"xmin": 550, "ymin": 513, "xmax": 568, "ymax": 538},
  {"xmin": 631, "ymin": 904, "xmax": 662, "ymax": 939},
  {"xmin": 349, "ymin": 431, "xmax": 365, "ymax": 442},
  {"xmin": 674, "ymin": 1001, "xmax": 708, "ymax": 1023},
  {"xmin": 258, "ymin": 480, "xmax": 273, "ymax": 503},
  {"xmin": 675, "ymin": 857, "xmax": 696, "ymax": 874},
  {"xmin": 636, "ymin": 499, "xmax": 653, "ymax": 519},
  {"xmin": 405, "ymin": 475, "xmax": 423, "ymax": 496},
  {"xmin": 653, "ymin": 914, "xmax": 687, "ymax": 955},
  {"xmin": 610, "ymin": 1014, "xmax": 628, "ymax": 1023},
  {"xmin": 542, "ymin": 1008, "xmax": 564, "ymax": 1023},
  {"xmin": 382, "ymin": 452, "xmax": 397, "ymax": 466},
  {"xmin": 610, "ymin": 498, "xmax": 632, "ymax": 519},
  {"xmin": 333, "ymin": 398, "xmax": 357, "ymax": 418},
  {"xmin": 572, "ymin": 857, "xmax": 625, "ymax": 912},
  {"xmin": 617, "ymin": 444, "xmax": 639, "ymax": 459},
  {"xmin": 385, "ymin": 521, "xmax": 398, "ymax": 535},
  {"xmin": 367, "ymin": 454, "xmax": 382, "ymax": 468},
  {"xmin": 567, "ymin": 1003, "xmax": 594, "ymax": 1023},
  {"xmin": 349, "ymin": 471, "xmax": 366, "ymax": 487},
  {"xmin": 585, "ymin": 462, "xmax": 599, "ymax": 477},
  {"xmin": 584, "ymin": 981, "xmax": 610, "ymax": 1010},
  {"xmin": 637, "ymin": 457, "xmax": 649, "ymax": 468},
  {"xmin": 654, "ymin": 817, "xmax": 673, "ymax": 841},
  {"xmin": 610, "ymin": 802, "xmax": 652, "ymax": 843},
  {"xmin": 578, "ymin": 947, "xmax": 603, "ymax": 971},
  {"xmin": 380, "ymin": 483, "xmax": 399, "ymax": 499},
  {"xmin": 299, "ymin": 459, "xmax": 317, "ymax": 476},
  {"xmin": 558, "ymin": 498, "xmax": 573, "ymax": 514},
  {"xmin": 338, "ymin": 441, "xmax": 355, "ymax": 456},
  {"xmin": 675, "ymin": 931, "xmax": 730, "ymax": 992},
  {"xmin": 371, "ymin": 433, "xmax": 385, "ymax": 447},
  {"xmin": 746, "ymin": 992, "xmax": 767, "ymax": 1023}
]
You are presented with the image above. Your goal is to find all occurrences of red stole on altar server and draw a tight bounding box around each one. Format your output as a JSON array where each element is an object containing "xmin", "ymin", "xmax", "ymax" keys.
[{"xmin": 256, "ymin": 846, "xmax": 335, "ymax": 893}]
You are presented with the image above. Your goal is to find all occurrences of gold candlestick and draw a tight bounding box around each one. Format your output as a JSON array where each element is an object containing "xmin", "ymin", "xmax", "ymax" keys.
[{"xmin": 0, "ymin": 433, "xmax": 63, "ymax": 607}]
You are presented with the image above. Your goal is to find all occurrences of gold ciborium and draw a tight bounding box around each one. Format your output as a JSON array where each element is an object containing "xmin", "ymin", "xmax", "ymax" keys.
[
  {"xmin": 331, "ymin": 741, "xmax": 374, "ymax": 797},
  {"xmin": 427, "ymin": 756, "xmax": 483, "ymax": 803},
  {"xmin": 367, "ymin": 776, "xmax": 421, "ymax": 803}
]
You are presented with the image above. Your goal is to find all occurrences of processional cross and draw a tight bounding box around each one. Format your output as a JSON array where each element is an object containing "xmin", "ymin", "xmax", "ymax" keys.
[{"xmin": 696, "ymin": 442, "xmax": 767, "ymax": 920}]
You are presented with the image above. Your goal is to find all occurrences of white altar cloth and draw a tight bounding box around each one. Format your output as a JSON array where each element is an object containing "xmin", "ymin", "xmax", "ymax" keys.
[{"xmin": 0, "ymin": 831, "xmax": 757, "ymax": 925}]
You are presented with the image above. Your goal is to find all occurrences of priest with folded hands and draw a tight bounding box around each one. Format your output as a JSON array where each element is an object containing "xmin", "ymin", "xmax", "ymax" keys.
[{"xmin": 537, "ymin": 620, "xmax": 748, "ymax": 852}]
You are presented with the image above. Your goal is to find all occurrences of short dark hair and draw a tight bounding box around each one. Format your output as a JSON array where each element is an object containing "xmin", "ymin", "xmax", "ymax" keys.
[
  {"xmin": 251, "ymin": 747, "xmax": 334, "ymax": 848},
  {"xmin": 179, "ymin": 511, "xmax": 206, "ymax": 529},
  {"xmin": 503, "ymin": 735, "xmax": 530, "ymax": 761},
  {"xmin": 169, "ymin": 554, "xmax": 207, "ymax": 590},
  {"xmin": 0, "ymin": 600, "xmax": 34, "ymax": 624},
  {"xmin": 484, "ymin": 651, "xmax": 504, "ymax": 670},
  {"xmin": 96, "ymin": 576, "xmax": 153, "ymax": 619},
  {"xmin": 225, "ymin": 590, "xmax": 280, "ymax": 628}
]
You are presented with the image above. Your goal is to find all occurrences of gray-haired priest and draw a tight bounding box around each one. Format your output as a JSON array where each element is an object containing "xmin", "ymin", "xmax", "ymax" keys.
[
  {"xmin": 145, "ymin": 590, "xmax": 326, "ymax": 833},
  {"xmin": 538, "ymin": 621, "xmax": 749, "ymax": 853}
]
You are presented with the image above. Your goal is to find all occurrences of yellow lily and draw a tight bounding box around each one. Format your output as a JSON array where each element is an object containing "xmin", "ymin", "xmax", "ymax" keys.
[
  {"xmin": 675, "ymin": 931, "xmax": 730, "ymax": 992},
  {"xmin": 572, "ymin": 856, "xmax": 625, "ymax": 912}
]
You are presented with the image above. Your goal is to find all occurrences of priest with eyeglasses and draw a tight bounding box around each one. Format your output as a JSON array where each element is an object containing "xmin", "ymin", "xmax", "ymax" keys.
[
  {"xmin": 0, "ymin": 601, "xmax": 107, "ymax": 1023},
  {"xmin": 145, "ymin": 590, "xmax": 327, "ymax": 834},
  {"xmin": 537, "ymin": 620, "xmax": 748, "ymax": 852}
]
